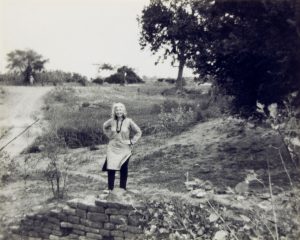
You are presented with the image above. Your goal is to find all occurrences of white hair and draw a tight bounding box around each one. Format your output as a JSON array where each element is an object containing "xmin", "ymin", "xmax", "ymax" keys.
[{"xmin": 111, "ymin": 102, "xmax": 127, "ymax": 119}]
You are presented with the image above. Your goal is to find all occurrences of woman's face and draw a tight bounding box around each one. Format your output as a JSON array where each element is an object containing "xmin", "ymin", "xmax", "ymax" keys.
[{"xmin": 115, "ymin": 106, "xmax": 124, "ymax": 118}]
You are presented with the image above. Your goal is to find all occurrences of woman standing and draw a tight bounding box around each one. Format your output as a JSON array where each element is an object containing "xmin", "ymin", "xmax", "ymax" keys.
[{"xmin": 102, "ymin": 102, "xmax": 142, "ymax": 191}]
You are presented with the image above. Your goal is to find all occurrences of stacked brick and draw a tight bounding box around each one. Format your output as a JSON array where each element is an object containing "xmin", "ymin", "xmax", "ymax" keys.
[{"xmin": 10, "ymin": 197, "xmax": 145, "ymax": 240}]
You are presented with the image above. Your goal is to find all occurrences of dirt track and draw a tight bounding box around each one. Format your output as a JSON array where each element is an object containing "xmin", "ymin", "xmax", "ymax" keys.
[{"xmin": 0, "ymin": 86, "xmax": 53, "ymax": 158}]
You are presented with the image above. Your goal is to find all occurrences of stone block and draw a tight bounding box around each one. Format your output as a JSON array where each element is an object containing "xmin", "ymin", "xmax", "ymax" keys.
[
  {"xmin": 60, "ymin": 222, "xmax": 73, "ymax": 228},
  {"xmin": 76, "ymin": 209, "xmax": 87, "ymax": 219},
  {"xmin": 28, "ymin": 237, "xmax": 42, "ymax": 240},
  {"xmin": 40, "ymin": 232, "xmax": 50, "ymax": 239},
  {"xmin": 106, "ymin": 202, "xmax": 122, "ymax": 209},
  {"xmin": 52, "ymin": 230, "xmax": 63, "ymax": 236},
  {"xmin": 86, "ymin": 232, "xmax": 103, "ymax": 240},
  {"xmin": 68, "ymin": 215, "xmax": 80, "ymax": 224},
  {"xmin": 49, "ymin": 209, "xmax": 62, "ymax": 217},
  {"xmin": 36, "ymin": 214, "xmax": 47, "ymax": 221},
  {"xmin": 99, "ymin": 229, "xmax": 110, "ymax": 237},
  {"xmin": 73, "ymin": 224, "xmax": 86, "ymax": 232},
  {"xmin": 127, "ymin": 226, "xmax": 143, "ymax": 234},
  {"xmin": 87, "ymin": 205, "xmax": 105, "ymax": 213},
  {"xmin": 28, "ymin": 231, "xmax": 39, "ymax": 238},
  {"xmin": 115, "ymin": 225, "xmax": 128, "ymax": 231},
  {"xmin": 34, "ymin": 219, "xmax": 44, "ymax": 226},
  {"xmin": 119, "ymin": 209, "xmax": 131, "ymax": 215},
  {"xmin": 26, "ymin": 213, "xmax": 36, "ymax": 220},
  {"xmin": 9, "ymin": 225, "xmax": 20, "ymax": 234},
  {"xmin": 111, "ymin": 230, "xmax": 124, "ymax": 238},
  {"xmin": 42, "ymin": 227, "xmax": 52, "ymax": 234},
  {"xmin": 49, "ymin": 235, "xmax": 60, "ymax": 240},
  {"xmin": 114, "ymin": 238, "xmax": 124, "ymax": 240},
  {"xmin": 84, "ymin": 226, "xmax": 100, "ymax": 234},
  {"xmin": 57, "ymin": 212, "xmax": 68, "ymax": 221},
  {"xmin": 124, "ymin": 232, "xmax": 138, "ymax": 240},
  {"xmin": 52, "ymin": 224, "xmax": 61, "ymax": 231},
  {"xmin": 73, "ymin": 229, "xmax": 85, "ymax": 236},
  {"xmin": 105, "ymin": 208, "xmax": 120, "ymax": 215},
  {"xmin": 104, "ymin": 222, "xmax": 115, "ymax": 230},
  {"xmin": 94, "ymin": 200, "xmax": 108, "ymax": 208},
  {"xmin": 80, "ymin": 219, "xmax": 103, "ymax": 229},
  {"xmin": 47, "ymin": 216, "xmax": 60, "ymax": 225},
  {"xmin": 24, "ymin": 219, "xmax": 34, "ymax": 225},
  {"xmin": 87, "ymin": 212, "xmax": 108, "ymax": 222},
  {"xmin": 33, "ymin": 226, "xmax": 42, "ymax": 232},
  {"xmin": 110, "ymin": 215, "xmax": 128, "ymax": 225},
  {"xmin": 77, "ymin": 202, "xmax": 89, "ymax": 210},
  {"xmin": 63, "ymin": 206, "xmax": 77, "ymax": 216},
  {"xmin": 67, "ymin": 234, "xmax": 80, "ymax": 239},
  {"xmin": 67, "ymin": 199, "xmax": 79, "ymax": 208}
]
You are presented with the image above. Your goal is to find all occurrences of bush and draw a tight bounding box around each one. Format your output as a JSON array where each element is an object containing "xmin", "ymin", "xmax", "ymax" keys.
[
  {"xmin": 92, "ymin": 77, "xmax": 104, "ymax": 85},
  {"xmin": 157, "ymin": 103, "xmax": 196, "ymax": 134},
  {"xmin": 0, "ymin": 73, "xmax": 23, "ymax": 85},
  {"xmin": 72, "ymin": 73, "xmax": 88, "ymax": 86},
  {"xmin": 57, "ymin": 127, "xmax": 108, "ymax": 148},
  {"xmin": 157, "ymin": 78, "xmax": 176, "ymax": 84},
  {"xmin": 34, "ymin": 71, "xmax": 88, "ymax": 85},
  {"xmin": 104, "ymin": 66, "xmax": 144, "ymax": 84},
  {"xmin": 42, "ymin": 134, "xmax": 71, "ymax": 199},
  {"xmin": 0, "ymin": 152, "xmax": 19, "ymax": 184}
]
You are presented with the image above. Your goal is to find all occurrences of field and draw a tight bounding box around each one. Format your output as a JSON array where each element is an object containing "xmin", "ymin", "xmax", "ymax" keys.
[{"xmin": 0, "ymin": 82, "xmax": 299, "ymax": 239}]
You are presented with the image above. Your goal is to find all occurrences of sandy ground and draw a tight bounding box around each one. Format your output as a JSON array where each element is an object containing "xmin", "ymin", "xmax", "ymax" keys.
[{"xmin": 0, "ymin": 86, "xmax": 53, "ymax": 158}]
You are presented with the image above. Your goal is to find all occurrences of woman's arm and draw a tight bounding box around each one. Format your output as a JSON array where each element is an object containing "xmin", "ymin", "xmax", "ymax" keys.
[
  {"xmin": 129, "ymin": 119, "xmax": 142, "ymax": 145},
  {"xmin": 103, "ymin": 119, "xmax": 112, "ymax": 138}
]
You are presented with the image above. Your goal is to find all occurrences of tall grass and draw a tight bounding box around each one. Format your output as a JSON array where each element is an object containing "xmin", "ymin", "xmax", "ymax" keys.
[{"xmin": 34, "ymin": 83, "xmax": 227, "ymax": 149}]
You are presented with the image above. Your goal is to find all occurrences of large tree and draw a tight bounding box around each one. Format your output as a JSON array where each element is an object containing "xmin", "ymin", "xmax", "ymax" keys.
[
  {"xmin": 6, "ymin": 49, "xmax": 48, "ymax": 84},
  {"xmin": 138, "ymin": 0, "xmax": 201, "ymax": 90},
  {"xmin": 191, "ymin": 0, "xmax": 300, "ymax": 114}
]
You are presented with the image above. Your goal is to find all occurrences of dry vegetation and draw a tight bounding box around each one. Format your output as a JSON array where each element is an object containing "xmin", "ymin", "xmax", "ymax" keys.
[{"xmin": 0, "ymin": 82, "xmax": 299, "ymax": 239}]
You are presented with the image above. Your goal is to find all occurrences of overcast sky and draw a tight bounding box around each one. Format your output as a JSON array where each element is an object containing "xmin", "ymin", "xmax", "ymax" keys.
[{"xmin": 0, "ymin": 0, "xmax": 194, "ymax": 79}]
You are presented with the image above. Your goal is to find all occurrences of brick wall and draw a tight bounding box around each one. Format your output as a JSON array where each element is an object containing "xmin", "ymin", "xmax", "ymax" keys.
[{"xmin": 10, "ymin": 196, "xmax": 145, "ymax": 240}]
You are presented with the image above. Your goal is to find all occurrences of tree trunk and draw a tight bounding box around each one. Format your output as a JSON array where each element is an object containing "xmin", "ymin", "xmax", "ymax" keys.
[
  {"xmin": 176, "ymin": 58, "xmax": 185, "ymax": 90},
  {"xmin": 295, "ymin": 0, "xmax": 300, "ymax": 37}
]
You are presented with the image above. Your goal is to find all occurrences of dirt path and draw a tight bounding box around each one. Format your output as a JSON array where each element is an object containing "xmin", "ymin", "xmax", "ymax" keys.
[{"xmin": 0, "ymin": 86, "xmax": 53, "ymax": 158}]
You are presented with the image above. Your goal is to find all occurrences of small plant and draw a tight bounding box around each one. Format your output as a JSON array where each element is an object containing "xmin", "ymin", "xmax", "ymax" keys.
[
  {"xmin": 42, "ymin": 133, "xmax": 71, "ymax": 199},
  {"xmin": 0, "ymin": 151, "xmax": 19, "ymax": 184},
  {"xmin": 158, "ymin": 103, "xmax": 196, "ymax": 134}
]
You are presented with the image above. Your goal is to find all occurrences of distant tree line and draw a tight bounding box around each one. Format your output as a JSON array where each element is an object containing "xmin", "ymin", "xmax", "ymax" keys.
[{"xmin": 0, "ymin": 50, "xmax": 144, "ymax": 86}]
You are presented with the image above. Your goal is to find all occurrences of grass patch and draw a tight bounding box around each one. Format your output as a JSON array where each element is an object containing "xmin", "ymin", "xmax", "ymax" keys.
[{"xmin": 35, "ymin": 83, "xmax": 227, "ymax": 149}]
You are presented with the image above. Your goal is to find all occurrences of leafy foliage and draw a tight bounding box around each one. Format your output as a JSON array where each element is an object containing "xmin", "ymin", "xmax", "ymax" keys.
[
  {"xmin": 158, "ymin": 103, "xmax": 195, "ymax": 134},
  {"xmin": 104, "ymin": 66, "xmax": 144, "ymax": 84},
  {"xmin": 34, "ymin": 70, "xmax": 88, "ymax": 86},
  {"xmin": 191, "ymin": 1, "xmax": 300, "ymax": 115},
  {"xmin": 6, "ymin": 49, "xmax": 48, "ymax": 84},
  {"xmin": 138, "ymin": 0, "xmax": 200, "ymax": 89}
]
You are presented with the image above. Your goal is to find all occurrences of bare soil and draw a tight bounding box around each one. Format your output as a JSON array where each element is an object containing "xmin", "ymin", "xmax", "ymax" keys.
[{"xmin": 0, "ymin": 85, "xmax": 299, "ymax": 239}]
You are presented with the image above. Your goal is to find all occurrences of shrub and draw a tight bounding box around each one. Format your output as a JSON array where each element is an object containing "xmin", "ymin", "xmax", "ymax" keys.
[
  {"xmin": 42, "ymin": 134, "xmax": 71, "ymax": 199},
  {"xmin": 105, "ymin": 66, "xmax": 144, "ymax": 84},
  {"xmin": 104, "ymin": 73, "xmax": 124, "ymax": 84},
  {"xmin": 57, "ymin": 127, "xmax": 108, "ymax": 148},
  {"xmin": 158, "ymin": 103, "xmax": 196, "ymax": 134},
  {"xmin": 72, "ymin": 73, "xmax": 88, "ymax": 86},
  {"xmin": 0, "ymin": 151, "xmax": 19, "ymax": 184},
  {"xmin": 92, "ymin": 77, "xmax": 104, "ymax": 85},
  {"xmin": 157, "ymin": 78, "xmax": 176, "ymax": 84},
  {"xmin": 0, "ymin": 73, "xmax": 23, "ymax": 85}
]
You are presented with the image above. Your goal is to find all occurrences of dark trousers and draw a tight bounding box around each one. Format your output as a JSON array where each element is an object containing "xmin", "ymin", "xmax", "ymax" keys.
[{"xmin": 107, "ymin": 159, "xmax": 129, "ymax": 190}]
